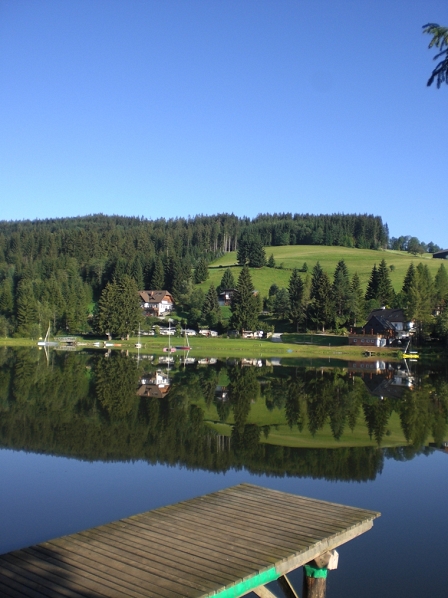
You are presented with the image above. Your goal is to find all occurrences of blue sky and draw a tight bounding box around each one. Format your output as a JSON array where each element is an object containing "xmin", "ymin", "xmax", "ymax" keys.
[{"xmin": 0, "ymin": 1, "xmax": 447, "ymax": 246}]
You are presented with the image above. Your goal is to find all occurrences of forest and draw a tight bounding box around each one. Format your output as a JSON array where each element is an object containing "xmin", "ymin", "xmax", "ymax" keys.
[{"xmin": 0, "ymin": 212, "xmax": 445, "ymax": 339}]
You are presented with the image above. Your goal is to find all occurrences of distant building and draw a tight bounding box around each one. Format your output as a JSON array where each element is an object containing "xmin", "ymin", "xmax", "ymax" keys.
[{"xmin": 433, "ymin": 249, "xmax": 448, "ymax": 259}]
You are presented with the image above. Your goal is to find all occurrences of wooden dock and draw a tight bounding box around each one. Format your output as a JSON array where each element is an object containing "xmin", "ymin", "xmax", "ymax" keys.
[{"xmin": 0, "ymin": 483, "xmax": 380, "ymax": 598}]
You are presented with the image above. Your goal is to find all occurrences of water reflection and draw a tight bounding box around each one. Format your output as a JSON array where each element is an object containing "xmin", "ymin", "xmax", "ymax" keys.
[{"xmin": 0, "ymin": 347, "xmax": 446, "ymax": 482}]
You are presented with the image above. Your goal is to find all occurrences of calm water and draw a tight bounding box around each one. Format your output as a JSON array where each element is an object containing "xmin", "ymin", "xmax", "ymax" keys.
[{"xmin": 0, "ymin": 347, "xmax": 447, "ymax": 597}]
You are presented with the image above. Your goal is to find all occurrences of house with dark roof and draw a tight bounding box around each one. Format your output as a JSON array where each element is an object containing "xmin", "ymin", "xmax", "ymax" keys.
[
  {"xmin": 138, "ymin": 290, "xmax": 174, "ymax": 317},
  {"xmin": 348, "ymin": 308, "xmax": 414, "ymax": 347},
  {"xmin": 365, "ymin": 308, "xmax": 414, "ymax": 340},
  {"xmin": 433, "ymin": 249, "xmax": 448, "ymax": 259}
]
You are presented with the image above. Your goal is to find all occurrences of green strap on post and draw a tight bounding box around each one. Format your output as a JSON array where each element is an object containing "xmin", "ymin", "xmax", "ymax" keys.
[{"xmin": 303, "ymin": 564, "xmax": 328, "ymax": 579}]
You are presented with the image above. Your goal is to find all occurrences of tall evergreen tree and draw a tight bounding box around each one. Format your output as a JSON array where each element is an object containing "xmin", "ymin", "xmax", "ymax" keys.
[
  {"xmin": 150, "ymin": 257, "xmax": 165, "ymax": 290},
  {"xmin": 248, "ymin": 238, "xmax": 266, "ymax": 268},
  {"xmin": 273, "ymin": 288, "xmax": 290, "ymax": 319},
  {"xmin": 237, "ymin": 239, "xmax": 249, "ymax": 266},
  {"xmin": 201, "ymin": 284, "xmax": 221, "ymax": 328},
  {"xmin": 230, "ymin": 266, "xmax": 259, "ymax": 332},
  {"xmin": 97, "ymin": 276, "xmax": 141, "ymax": 340},
  {"xmin": 217, "ymin": 268, "xmax": 236, "ymax": 294},
  {"xmin": 288, "ymin": 268, "xmax": 305, "ymax": 331},
  {"xmin": 15, "ymin": 279, "xmax": 39, "ymax": 337},
  {"xmin": 332, "ymin": 260, "xmax": 351, "ymax": 329},
  {"xmin": 194, "ymin": 258, "xmax": 209, "ymax": 284},
  {"xmin": 0, "ymin": 277, "xmax": 14, "ymax": 317},
  {"xmin": 308, "ymin": 262, "xmax": 333, "ymax": 332},
  {"xmin": 349, "ymin": 272, "xmax": 365, "ymax": 326},
  {"xmin": 377, "ymin": 259, "xmax": 394, "ymax": 306},
  {"xmin": 365, "ymin": 264, "xmax": 380, "ymax": 301},
  {"xmin": 434, "ymin": 263, "xmax": 448, "ymax": 309}
]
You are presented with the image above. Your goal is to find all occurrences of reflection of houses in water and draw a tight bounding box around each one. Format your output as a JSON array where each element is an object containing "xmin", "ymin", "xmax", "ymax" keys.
[
  {"xmin": 137, "ymin": 371, "xmax": 171, "ymax": 399},
  {"xmin": 158, "ymin": 356, "xmax": 175, "ymax": 365},
  {"xmin": 241, "ymin": 358, "xmax": 263, "ymax": 367},
  {"xmin": 348, "ymin": 361, "xmax": 414, "ymax": 400},
  {"xmin": 215, "ymin": 386, "xmax": 228, "ymax": 401}
]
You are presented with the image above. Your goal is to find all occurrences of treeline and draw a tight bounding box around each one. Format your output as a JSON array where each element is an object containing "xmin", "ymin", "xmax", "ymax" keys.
[
  {"xmin": 0, "ymin": 212, "xmax": 387, "ymax": 336},
  {"xmin": 262, "ymin": 257, "xmax": 448, "ymax": 341}
]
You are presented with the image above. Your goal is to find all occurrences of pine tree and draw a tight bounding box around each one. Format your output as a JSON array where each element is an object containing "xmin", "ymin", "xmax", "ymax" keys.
[
  {"xmin": 237, "ymin": 239, "xmax": 249, "ymax": 266},
  {"xmin": 332, "ymin": 260, "xmax": 351, "ymax": 329},
  {"xmin": 402, "ymin": 263, "xmax": 416, "ymax": 296},
  {"xmin": 230, "ymin": 266, "xmax": 259, "ymax": 332},
  {"xmin": 267, "ymin": 253, "xmax": 276, "ymax": 268},
  {"xmin": 201, "ymin": 284, "xmax": 221, "ymax": 328},
  {"xmin": 377, "ymin": 259, "xmax": 394, "ymax": 306},
  {"xmin": 0, "ymin": 277, "xmax": 14, "ymax": 316},
  {"xmin": 130, "ymin": 256, "xmax": 144, "ymax": 290},
  {"xmin": 288, "ymin": 268, "xmax": 305, "ymax": 331},
  {"xmin": 349, "ymin": 272, "xmax": 365, "ymax": 326},
  {"xmin": 97, "ymin": 276, "xmax": 141, "ymax": 340},
  {"xmin": 15, "ymin": 279, "xmax": 39, "ymax": 336},
  {"xmin": 248, "ymin": 238, "xmax": 266, "ymax": 268},
  {"xmin": 434, "ymin": 263, "xmax": 448, "ymax": 309},
  {"xmin": 194, "ymin": 258, "xmax": 209, "ymax": 284},
  {"xmin": 150, "ymin": 257, "xmax": 165, "ymax": 290},
  {"xmin": 365, "ymin": 264, "xmax": 380, "ymax": 301},
  {"xmin": 308, "ymin": 262, "xmax": 333, "ymax": 332},
  {"xmin": 217, "ymin": 268, "xmax": 235, "ymax": 294},
  {"xmin": 273, "ymin": 288, "xmax": 290, "ymax": 319}
]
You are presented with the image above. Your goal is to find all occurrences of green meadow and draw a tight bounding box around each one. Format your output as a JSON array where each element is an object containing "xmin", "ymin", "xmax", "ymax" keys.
[
  {"xmin": 199, "ymin": 245, "xmax": 444, "ymax": 298},
  {"xmin": 192, "ymin": 396, "xmax": 411, "ymax": 449}
]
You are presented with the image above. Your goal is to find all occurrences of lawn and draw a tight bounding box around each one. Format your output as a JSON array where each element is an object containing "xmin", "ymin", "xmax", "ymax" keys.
[{"xmin": 203, "ymin": 245, "xmax": 444, "ymax": 298}]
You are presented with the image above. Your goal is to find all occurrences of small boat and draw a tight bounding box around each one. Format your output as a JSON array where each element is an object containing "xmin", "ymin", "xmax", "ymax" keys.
[
  {"xmin": 162, "ymin": 323, "xmax": 176, "ymax": 353},
  {"xmin": 37, "ymin": 323, "xmax": 59, "ymax": 347},
  {"xmin": 402, "ymin": 340, "xmax": 419, "ymax": 359},
  {"xmin": 176, "ymin": 329, "xmax": 192, "ymax": 351}
]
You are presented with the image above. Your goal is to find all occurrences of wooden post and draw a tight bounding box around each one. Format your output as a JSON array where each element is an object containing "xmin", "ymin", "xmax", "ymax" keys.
[
  {"xmin": 303, "ymin": 575, "xmax": 326, "ymax": 598},
  {"xmin": 302, "ymin": 550, "xmax": 338, "ymax": 598}
]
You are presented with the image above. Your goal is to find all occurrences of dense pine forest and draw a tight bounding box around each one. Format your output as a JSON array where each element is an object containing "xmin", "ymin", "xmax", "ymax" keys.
[
  {"xmin": 0, "ymin": 211, "xmax": 446, "ymax": 340},
  {"xmin": 0, "ymin": 212, "xmax": 388, "ymax": 336}
]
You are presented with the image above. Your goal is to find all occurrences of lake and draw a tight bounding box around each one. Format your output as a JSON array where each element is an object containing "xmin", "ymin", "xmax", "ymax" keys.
[{"xmin": 0, "ymin": 347, "xmax": 447, "ymax": 597}]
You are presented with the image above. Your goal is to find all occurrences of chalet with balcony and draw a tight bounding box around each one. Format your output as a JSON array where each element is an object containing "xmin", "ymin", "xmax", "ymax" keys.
[{"xmin": 139, "ymin": 290, "xmax": 174, "ymax": 317}]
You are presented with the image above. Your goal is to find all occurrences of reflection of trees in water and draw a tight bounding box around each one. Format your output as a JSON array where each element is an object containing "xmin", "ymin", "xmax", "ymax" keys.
[
  {"xmin": 0, "ymin": 349, "xmax": 447, "ymax": 481},
  {"xmin": 228, "ymin": 366, "xmax": 259, "ymax": 430},
  {"xmin": 95, "ymin": 354, "xmax": 139, "ymax": 419}
]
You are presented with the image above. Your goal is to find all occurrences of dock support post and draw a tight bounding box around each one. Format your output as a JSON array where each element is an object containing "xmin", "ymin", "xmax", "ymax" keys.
[
  {"xmin": 302, "ymin": 549, "xmax": 338, "ymax": 598},
  {"xmin": 303, "ymin": 574, "xmax": 326, "ymax": 598}
]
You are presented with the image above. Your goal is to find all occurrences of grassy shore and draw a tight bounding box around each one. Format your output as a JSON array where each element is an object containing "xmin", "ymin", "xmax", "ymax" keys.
[{"xmin": 0, "ymin": 334, "xmax": 401, "ymax": 360}]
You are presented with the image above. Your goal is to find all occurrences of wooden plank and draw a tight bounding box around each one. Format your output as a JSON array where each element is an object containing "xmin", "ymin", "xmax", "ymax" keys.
[
  {"xmin": 0, "ymin": 484, "xmax": 380, "ymax": 598},
  {"xmin": 252, "ymin": 585, "xmax": 278, "ymax": 598},
  {"xmin": 45, "ymin": 537, "xmax": 199, "ymax": 598},
  {"xmin": 277, "ymin": 575, "xmax": 300, "ymax": 598},
  {"xmin": 24, "ymin": 547, "xmax": 152, "ymax": 598},
  {"xmin": 73, "ymin": 521, "xmax": 260, "ymax": 583}
]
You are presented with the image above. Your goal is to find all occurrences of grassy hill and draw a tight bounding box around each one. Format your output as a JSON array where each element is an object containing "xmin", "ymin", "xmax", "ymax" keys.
[{"xmin": 199, "ymin": 245, "xmax": 444, "ymax": 298}]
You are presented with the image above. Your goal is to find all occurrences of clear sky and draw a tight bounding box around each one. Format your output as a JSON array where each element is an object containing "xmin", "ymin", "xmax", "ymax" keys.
[{"xmin": 0, "ymin": 1, "xmax": 447, "ymax": 246}]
